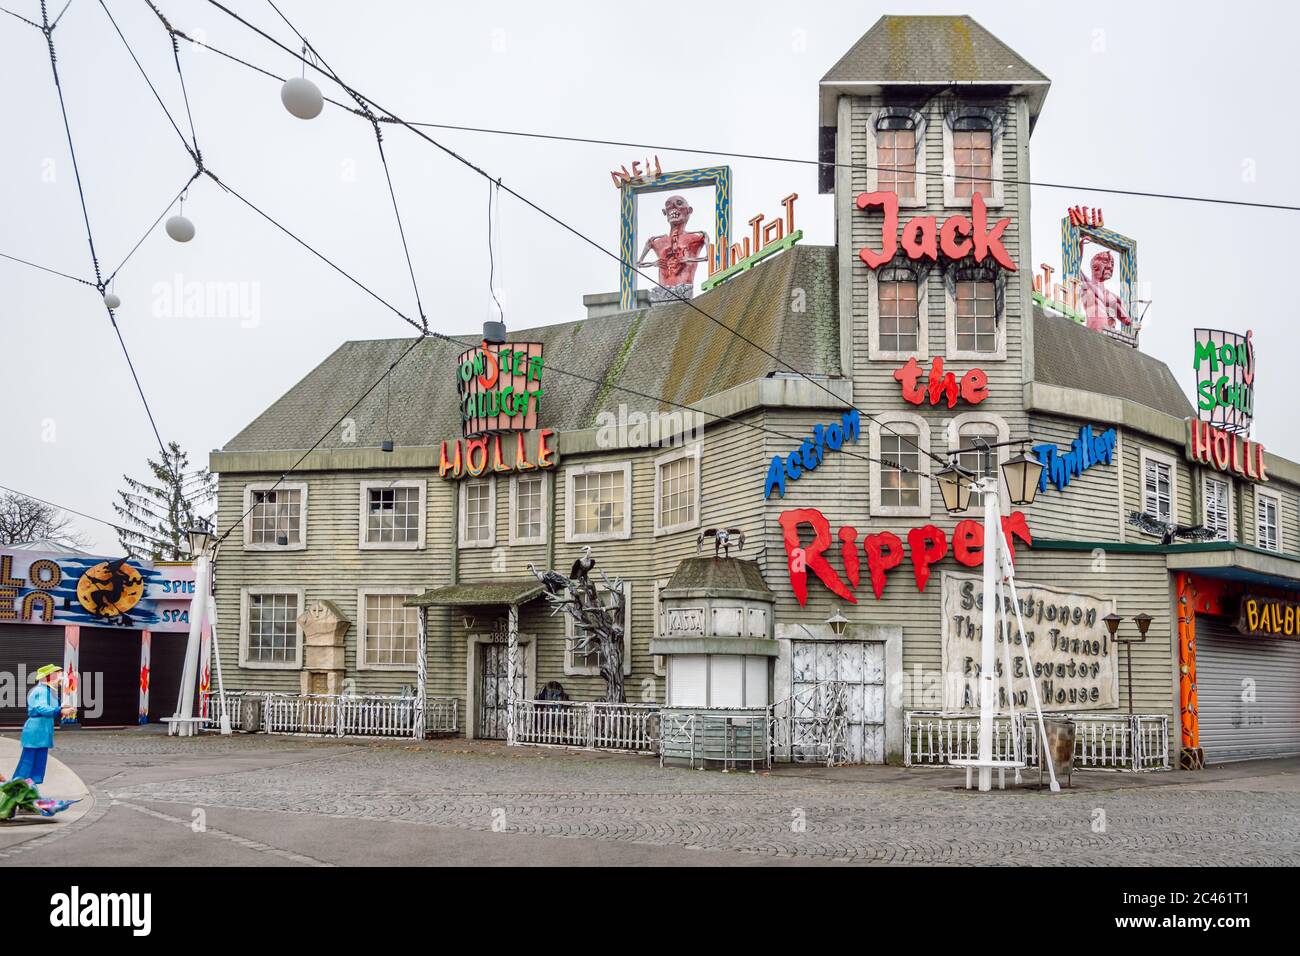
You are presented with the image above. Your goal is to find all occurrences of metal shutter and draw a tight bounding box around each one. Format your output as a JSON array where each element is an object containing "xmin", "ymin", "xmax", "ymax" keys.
[
  {"xmin": 0, "ymin": 625, "xmax": 65, "ymax": 727},
  {"xmin": 79, "ymin": 627, "xmax": 142, "ymax": 727},
  {"xmin": 1196, "ymin": 615, "xmax": 1300, "ymax": 763}
]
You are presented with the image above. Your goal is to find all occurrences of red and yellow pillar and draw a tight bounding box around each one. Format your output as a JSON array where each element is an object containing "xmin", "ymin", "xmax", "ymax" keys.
[{"xmin": 1175, "ymin": 572, "xmax": 1205, "ymax": 769}]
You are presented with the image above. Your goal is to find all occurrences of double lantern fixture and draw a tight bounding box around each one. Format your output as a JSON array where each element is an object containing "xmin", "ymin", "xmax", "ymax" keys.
[{"xmin": 934, "ymin": 441, "xmax": 1045, "ymax": 514}]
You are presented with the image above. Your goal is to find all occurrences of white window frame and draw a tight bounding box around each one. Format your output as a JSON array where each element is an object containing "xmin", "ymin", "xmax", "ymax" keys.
[
  {"xmin": 565, "ymin": 460, "xmax": 633, "ymax": 543},
  {"xmin": 507, "ymin": 473, "xmax": 549, "ymax": 546},
  {"xmin": 941, "ymin": 107, "xmax": 1005, "ymax": 208},
  {"xmin": 458, "ymin": 477, "xmax": 496, "ymax": 549},
  {"xmin": 868, "ymin": 266, "xmax": 930, "ymax": 362},
  {"xmin": 653, "ymin": 443, "xmax": 702, "ymax": 537},
  {"xmin": 652, "ymin": 577, "xmax": 671, "ymax": 678},
  {"xmin": 357, "ymin": 479, "xmax": 426, "ymax": 551},
  {"xmin": 356, "ymin": 587, "xmax": 420, "ymax": 671},
  {"xmin": 947, "ymin": 412, "xmax": 1010, "ymax": 512},
  {"xmin": 869, "ymin": 411, "xmax": 931, "ymax": 517},
  {"xmin": 565, "ymin": 582, "xmax": 633, "ymax": 677},
  {"xmin": 242, "ymin": 481, "xmax": 308, "ymax": 551},
  {"xmin": 1255, "ymin": 486, "xmax": 1282, "ymax": 553},
  {"xmin": 239, "ymin": 586, "xmax": 305, "ymax": 670},
  {"xmin": 1138, "ymin": 447, "xmax": 1178, "ymax": 529},
  {"xmin": 1201, "ymin": 473, "xmax": 1234, "ymax": 542},
  {"xmin": 944, "ymin": 270, "xmax": 1006, "ymax": 361},
  {"xmin": 864, "ymin": 107, "xmax": 928, "ymax": 208}
]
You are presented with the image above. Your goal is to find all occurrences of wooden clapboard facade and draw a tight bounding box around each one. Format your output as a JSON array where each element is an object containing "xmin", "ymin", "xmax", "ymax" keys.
[{"xmin": 211, "ymin": 15, "xmax": 1300, "ymax": 764}]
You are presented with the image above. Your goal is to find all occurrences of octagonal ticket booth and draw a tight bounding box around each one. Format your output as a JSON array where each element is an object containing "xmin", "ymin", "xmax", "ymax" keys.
[{"xmin": 651, "ymin": 557, "xmax": 776, "ymax": 770}]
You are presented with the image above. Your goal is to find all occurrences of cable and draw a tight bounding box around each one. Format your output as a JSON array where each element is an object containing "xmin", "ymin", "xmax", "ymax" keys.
[
  {"xmin": 30, "ymin": 0, "xmax": 176, "ymax": 478},
  {"xmin": 202, "ymin": 0, "xmax": 951, "ymax": 471},
  {"xmin": 167, "ymin": 23, "xmax": 1300, "ymax": 216},
  {"xmin": 95, "ymin": 2, "xmax": 949, "ymax": 480},
  {"xmin": 106, "ymin": 170, "xmax": 202, "ymax": 285},
  {"xmin": 0, "ymin": 251, "xmax": 94, "ymax": 286},
  {"xmin": 0, "ymin": 483, "xmax": 185, "ymax": 556}
]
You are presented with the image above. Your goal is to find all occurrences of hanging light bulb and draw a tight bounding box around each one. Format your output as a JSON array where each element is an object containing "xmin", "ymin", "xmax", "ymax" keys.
[
  {"xmin": 281, "ymin": 76, "xmax": 323, "ymax": 120},
  {"xmin": 103, "ymin": 291, "xmax": 121, "ymax": 310},
  {"xmin": 165, "ymin": 214, "xmax": 195, "ymax": 243}
]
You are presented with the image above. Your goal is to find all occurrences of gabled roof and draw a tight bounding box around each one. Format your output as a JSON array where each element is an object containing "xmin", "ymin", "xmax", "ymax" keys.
[
  {"xmin": 220, "ymin": 244, "xmax": 838, "ymax": 454},
  {"xmin": 819, "ymin": 15, "xmax": 1050, "ymax": 126},
  {"xmin": 1032, "ymin": 305, "xmax": 1194, "ymax": 420}
]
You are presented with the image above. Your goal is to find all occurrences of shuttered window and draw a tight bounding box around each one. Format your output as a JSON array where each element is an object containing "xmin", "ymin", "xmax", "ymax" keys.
[
  {"xmin": 1203, "ymin": 476, "xmax": 1232, "ymax": 541},
  {"xmin": 1143, "ymin": 459, "xmax": 1172, "ymax": 524},
  {"xmin": 1257, "ymin": 492, "xmax": 1281, "ymax": 552}
]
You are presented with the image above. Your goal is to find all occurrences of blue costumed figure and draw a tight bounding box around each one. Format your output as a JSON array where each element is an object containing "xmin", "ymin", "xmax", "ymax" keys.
[{"xmin": 12, "ymin": 664, "xmax": 71, "ymax": 785}]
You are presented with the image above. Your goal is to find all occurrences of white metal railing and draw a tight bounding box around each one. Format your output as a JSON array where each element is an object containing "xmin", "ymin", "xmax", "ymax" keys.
[
  {"xmin": 905, "ymin": 711, "xmax": 1170, "ymax": 772},
  {"xmin": 658, "ymin": 710, "xmax": 771, "ymax": 772},
  {"xmin": 199, "ymin": 691, "xmax": 458, "ymax": 739},
  {"xmin": 513, "ymin": 699, "xmax": 659, "ymax": 754}
]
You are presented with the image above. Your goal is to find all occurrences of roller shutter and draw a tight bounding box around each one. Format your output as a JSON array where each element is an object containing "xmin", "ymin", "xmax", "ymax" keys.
[
  {"xmin": 78, "ymin": 627, "xmax": 142, "ymax": 727},
  {"xmin": 0, "ymin": 625, "xmax": 65, "ymax": 727},
  {"xmin": 1196, "ymin": 616, "xmax": 1300, "ymax": 763}
]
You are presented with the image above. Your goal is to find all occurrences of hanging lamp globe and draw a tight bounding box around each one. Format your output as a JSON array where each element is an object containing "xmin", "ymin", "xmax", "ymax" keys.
[
  {"xmin": 281, "ymin": 76, "xmax": 324, "ymax": 120},
  {"xmin": 165, "ymin": 214, "xmax": 195, "ymax": 243},
  {"xmin": 103, "ymin": 291, "xmax": 121, "ymax": 310}
]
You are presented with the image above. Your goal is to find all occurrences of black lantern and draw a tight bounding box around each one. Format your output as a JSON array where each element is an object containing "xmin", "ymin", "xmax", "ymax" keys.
[
  {"xmin": 936, "ymin": 462, "xmax": 973, "ymax": 514},
  {"xmin": 1001, "ymin": 447, "xmax": 1044, "ymax": 506},
  {"xmin": 185, "ymin": 519, "xmax": 213, "ymax": 559},
  {"xmin": 1132, "ymin": 612, "xmax": 1153, "ymax": 640},
  {"xmin": 1102, "ymin": 612, "xmax": 1123, "ymax": 639}
]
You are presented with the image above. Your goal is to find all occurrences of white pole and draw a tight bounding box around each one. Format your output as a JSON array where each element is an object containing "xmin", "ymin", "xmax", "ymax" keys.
[
  {"xmin": 208, "ymin": 596, "xmax": 231, "ymax": 735},
  {"xmin": 996, "ymin": 521, "xmax": 1060, "ymax": 792},
  {"xmin": 506, "ymin": 604, "xmax": 519, "ymax": 746},
  {"xmin": 174, "ymin": 551, "xmax": 209, "ymax": 736},
  {"xmin": 977, "ymin": 480, "xmax": 1001, "ymax": 792},
  {"xmin": 414, "ymin": 607, "xmax": 427, "ymax": 741}
]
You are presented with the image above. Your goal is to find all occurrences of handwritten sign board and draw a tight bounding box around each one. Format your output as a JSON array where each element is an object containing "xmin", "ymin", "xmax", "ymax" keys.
[{"xmin": 940, "ymin": 572, "xmax": 1117, "ymax": 712}]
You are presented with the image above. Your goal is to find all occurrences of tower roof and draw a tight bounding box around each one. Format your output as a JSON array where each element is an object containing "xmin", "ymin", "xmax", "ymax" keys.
[{"xmin": 819, "ymin": 15, "xmax": 1050, "ymax": 125}]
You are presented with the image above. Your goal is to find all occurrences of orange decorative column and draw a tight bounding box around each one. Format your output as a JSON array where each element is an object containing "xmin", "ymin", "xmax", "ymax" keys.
[{"xmin": 1175, "ymin": 573, "xmax": 1205, "ymax": 769}]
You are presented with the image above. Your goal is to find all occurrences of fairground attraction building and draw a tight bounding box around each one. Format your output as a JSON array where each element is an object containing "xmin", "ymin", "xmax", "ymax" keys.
[{"xmin": 205, "ymin": 16, "xmax": 1300, "ymax": 770}]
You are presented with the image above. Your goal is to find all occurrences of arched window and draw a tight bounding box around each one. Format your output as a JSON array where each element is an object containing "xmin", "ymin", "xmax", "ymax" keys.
[
  {"xmin": 957, "ymin": 421, "xmax": 1000, "ymax": 502},
  {"xmin": 952, "ymin": 114, "xmax": 993, "ymax": 199},
  {"xmin": 877, "ymin": 265, "xmax": 920, "ymax": 353},
  {"xmin": 952, "ymin": 264, "xmax": 998, "ymax": 354},
  {"xmin": 876, "ymin": 113, "xmax": 918, "ymax": 198}
]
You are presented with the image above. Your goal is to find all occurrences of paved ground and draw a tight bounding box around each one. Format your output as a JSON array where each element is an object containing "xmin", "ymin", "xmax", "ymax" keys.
[{"xmin": 3, "ymin": 727, "xmax": 1299, "ymax": 866}]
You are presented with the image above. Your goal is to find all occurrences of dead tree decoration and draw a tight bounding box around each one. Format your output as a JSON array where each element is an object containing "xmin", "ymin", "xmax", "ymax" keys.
[{"xmin": 529, "ymin": 550, "xmax": 627, "ymax": 703}]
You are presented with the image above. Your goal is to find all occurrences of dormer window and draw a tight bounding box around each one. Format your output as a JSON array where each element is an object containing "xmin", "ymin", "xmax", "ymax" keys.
[
  {"xmin": 876, "ymin": 114, "xmax": 917, "ymax": 199},
  {"xmin": 952, "ymin": 115, "xmax": 993, "ymax": 199}
]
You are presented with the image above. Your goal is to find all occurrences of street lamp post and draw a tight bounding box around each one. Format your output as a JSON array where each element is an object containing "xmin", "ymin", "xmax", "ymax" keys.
[{"xmin": 1104, "ymin": 612, "xmax": 1151, "ymax": 716}]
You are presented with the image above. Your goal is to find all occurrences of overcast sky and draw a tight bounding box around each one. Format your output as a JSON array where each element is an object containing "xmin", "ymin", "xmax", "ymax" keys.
[{"xmin": 3, "ymin": 0, "xmax": 1295, "ymax": 553}]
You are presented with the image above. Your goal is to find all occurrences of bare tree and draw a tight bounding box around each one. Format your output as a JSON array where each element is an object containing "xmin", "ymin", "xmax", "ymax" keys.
[
  {"xmin": 530, "ymin": 554, "xmax": 627, "ymax": 703},
  {"xmin": 0, "ymin": 492, "xmax": 91, "ymax": 548},
  {"xmin": 112, "ymin": 441, "xmax": 216, "ymax": 560}
]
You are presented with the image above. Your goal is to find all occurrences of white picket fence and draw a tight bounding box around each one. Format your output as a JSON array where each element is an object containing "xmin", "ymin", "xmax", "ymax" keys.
[
  {"xmin": 200, "ymin": 691, "xmax": 458, "ymax": 739},
  {"xmin": 512, "ymin": 699, "xmax": 659, "ymax": 754},
  {"xmin": 904, "ymin": 711, "xmax": 1170, "ymax": 772}
]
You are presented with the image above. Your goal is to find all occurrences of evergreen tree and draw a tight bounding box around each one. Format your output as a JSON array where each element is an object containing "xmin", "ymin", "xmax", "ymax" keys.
[{"xmin": 113, "ymin": 442, "xmax": 216, "ymax": 560}]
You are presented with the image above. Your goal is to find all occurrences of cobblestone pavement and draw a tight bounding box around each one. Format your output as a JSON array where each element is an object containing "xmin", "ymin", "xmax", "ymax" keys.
[{"xmin": 6, "ymin": 729, "xmax": 1300, "ymax": 866}]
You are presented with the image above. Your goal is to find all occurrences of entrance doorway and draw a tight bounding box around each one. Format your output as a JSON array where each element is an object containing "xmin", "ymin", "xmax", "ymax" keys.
[
  {"xmin": 791, "ymin": 640, "xmax": 885, "ymax": 763},
  {"xmin": 474, "ymin": 640, "xmax": 527, "ymax": 740}
]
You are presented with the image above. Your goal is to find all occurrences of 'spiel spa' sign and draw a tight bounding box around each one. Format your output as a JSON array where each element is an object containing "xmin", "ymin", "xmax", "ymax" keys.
[
  {"xmin": 1236, "ymin": 594, "xmax": 1300, "ymax": 641},
  {"xmin": 0, "ymin": 550, "xmax": 194, "ymax": 630},
  {"xmin": 940, "ymin": 572, "xmax": 1118, "ymax": 711},
  {"xmin": 458, "ymin": 341, "xmax": 545, "ymax": 437}
]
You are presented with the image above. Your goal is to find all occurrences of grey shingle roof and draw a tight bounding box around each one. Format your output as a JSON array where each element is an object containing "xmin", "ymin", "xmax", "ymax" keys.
[
  {"xmin": 819, "ymin": 15, "xmax": 1050, "ymax": 125},
  {"xmin": 822, "ymin": 15, "xmax": 1049, "ymax": 86},
  {"xmin": 221, "ymin": 244, "xmax": 839, "ymax": 453},
  {"xmin": 1032, "ymin": 305, "xmax": 1193, "ymax": 420},
  {"xmin": 664, "ymin": 557, "xmax": 773, "ymax": 599}
]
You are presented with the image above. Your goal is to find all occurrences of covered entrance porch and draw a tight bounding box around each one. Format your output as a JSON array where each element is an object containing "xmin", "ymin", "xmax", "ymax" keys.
[{"xmin": 404, "ymin": 580, "xmax": 541, "ymax": 742}]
